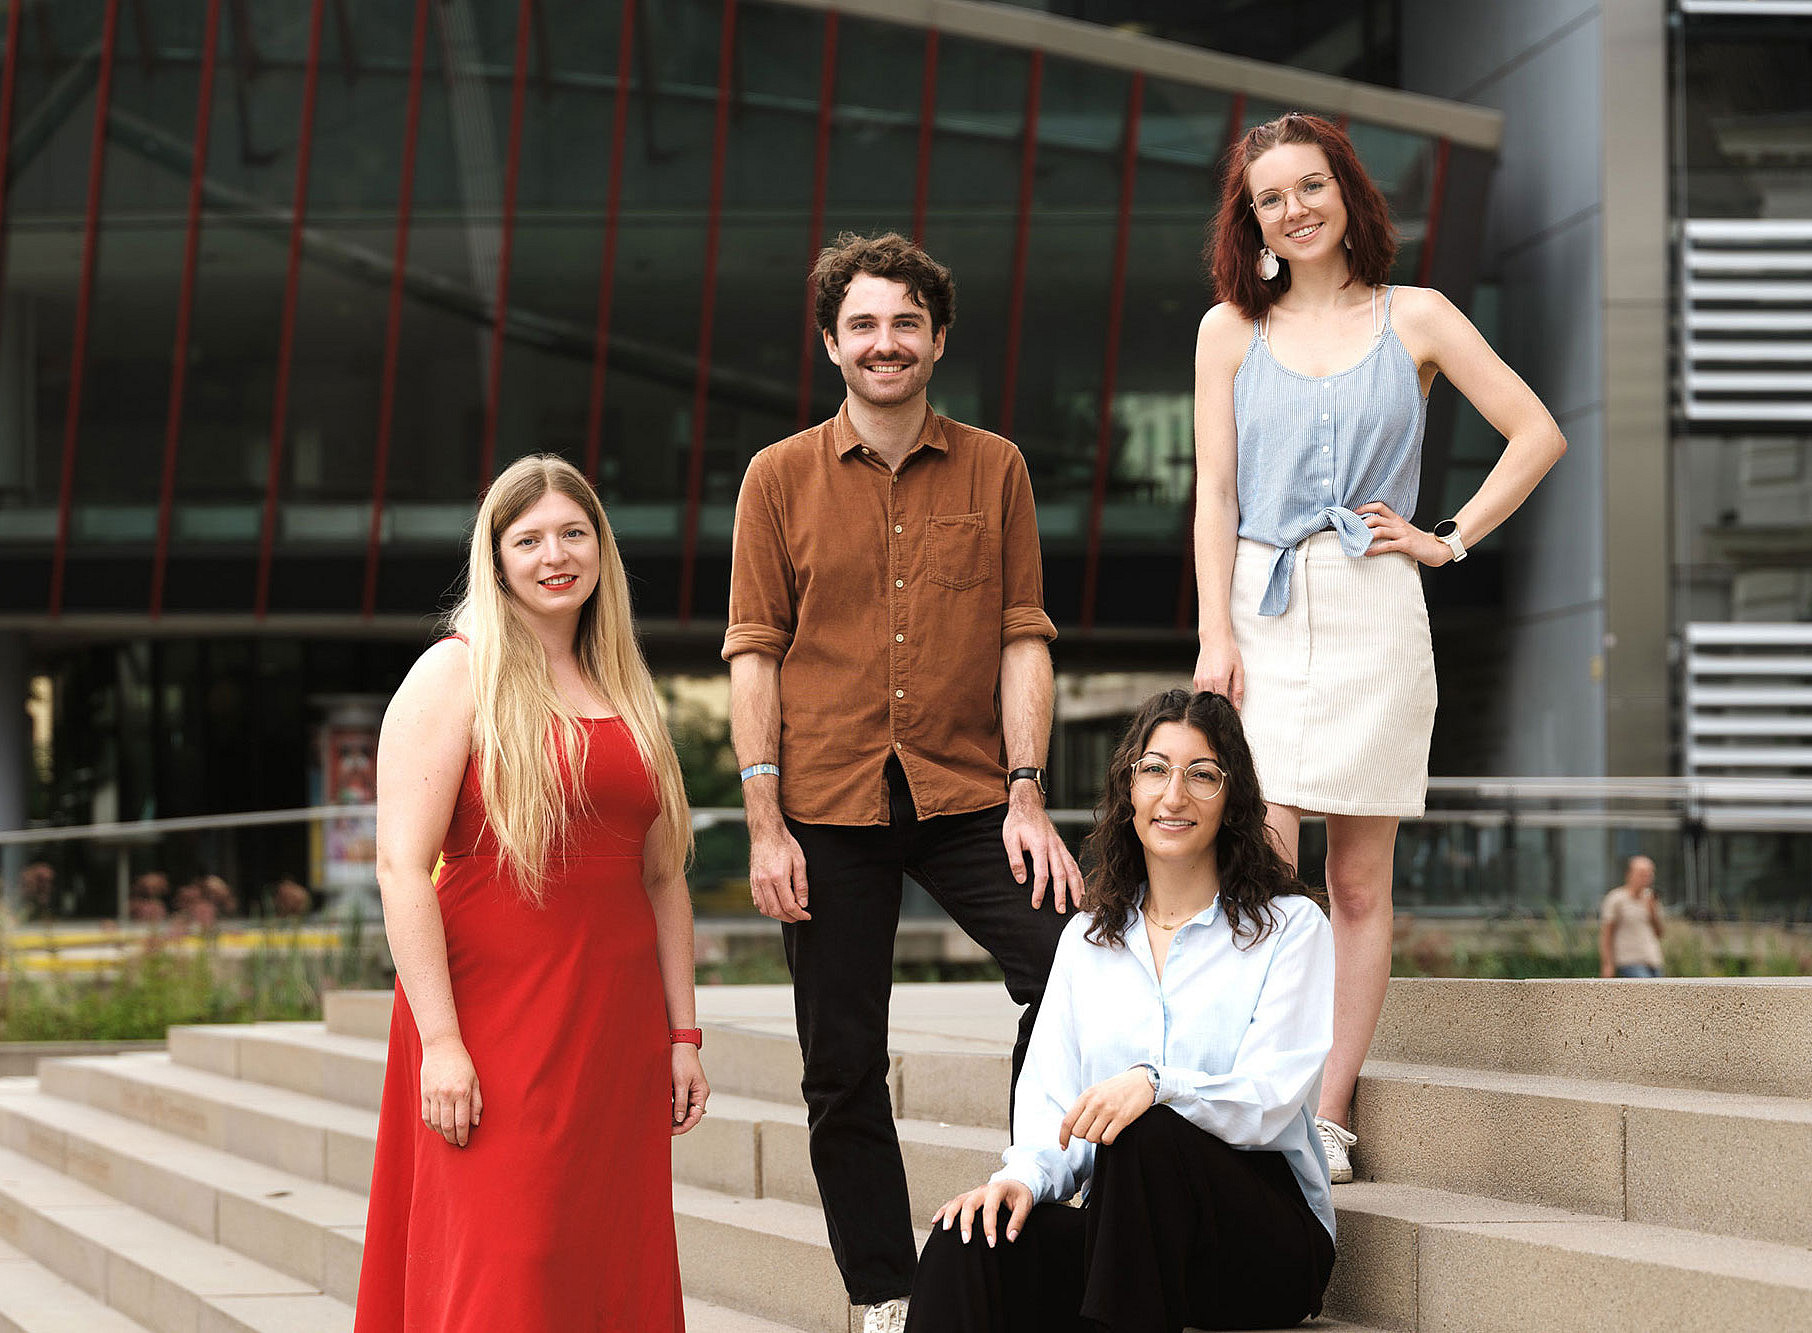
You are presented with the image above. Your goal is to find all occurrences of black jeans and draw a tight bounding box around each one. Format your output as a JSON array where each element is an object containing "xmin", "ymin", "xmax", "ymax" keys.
[
  {"xmin": 905, "ymin": 1107, "xmax": 1337, "ymax": 1333},
  {"xmin": 783, "ymin": 759, "xmax": 1069, "ymax": 1306}
]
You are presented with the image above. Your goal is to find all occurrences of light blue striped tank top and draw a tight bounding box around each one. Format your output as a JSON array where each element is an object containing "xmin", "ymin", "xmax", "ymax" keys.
[{"xmin": 1233, "ymin": 285, "xmax": 1427, "ymax": 616}]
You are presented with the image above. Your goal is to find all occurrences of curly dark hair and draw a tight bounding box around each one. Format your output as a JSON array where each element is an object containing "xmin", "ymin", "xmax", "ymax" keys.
[
  {"xmin": 811, "ymin": 231, "xmax": 956, "ymax": 337},
  {"xmin": 1081, "ymin": 689, "xmax": 1307, "ymax": 951}
]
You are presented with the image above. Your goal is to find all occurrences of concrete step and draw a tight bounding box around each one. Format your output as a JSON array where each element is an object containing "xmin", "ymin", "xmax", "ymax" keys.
[
  {"xmin": 0, "ymin": 1078, "xmax": 366, "ymax": 1303},
  {"xmin": 0, "ymin": 1236, "xmax": 148, "ymax": 1333},
  {"xmin": 167, "ymin": 1023, "xmax": 385, "ymax": 1112},
  {"xmin": 37, "ymin": 1054, "xmax": 377, "ymax": 1195},
  {"xmin": 1370, "ymin": 977, "xmax": 1812, "ymax": 1097},
  {"xmin": 1353, "ymin": 1059, "xmax": 1812, "ymax": 1247},
  {"xmin": 0, "ymin": 1143, "xmax": 354, "ymax": 1333},
  {"xmin": 1324, "ymin": 1181, "xmax": 1812, "ymax": 1332}
]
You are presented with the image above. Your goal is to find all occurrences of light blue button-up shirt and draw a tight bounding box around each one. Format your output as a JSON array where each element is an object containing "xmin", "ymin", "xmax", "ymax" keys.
[
  {"xmin": 992, "ymin": 892, "xmax": 1337, "ymax": 1239},
  {"xmin": 1233, "ymin": 285, "xmax": 1427, "ymax": 617}
]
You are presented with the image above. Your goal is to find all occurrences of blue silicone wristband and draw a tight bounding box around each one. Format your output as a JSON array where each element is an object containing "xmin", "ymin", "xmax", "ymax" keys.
[{"xmin": 739, "ymin": 763, "xmax": 780, "ymax": 783}]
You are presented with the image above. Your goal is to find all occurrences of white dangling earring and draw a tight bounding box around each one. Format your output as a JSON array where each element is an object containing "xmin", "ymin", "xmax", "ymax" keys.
[{"xmin": 1257, "ymin": 247, "xmax": 1280, "ymax": 281}]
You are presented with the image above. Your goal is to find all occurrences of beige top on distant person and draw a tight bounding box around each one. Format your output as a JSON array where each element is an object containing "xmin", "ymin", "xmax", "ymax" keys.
[{"xmin": 1600, "ymin": 876, "xmax": 1664, "ymax": 971}]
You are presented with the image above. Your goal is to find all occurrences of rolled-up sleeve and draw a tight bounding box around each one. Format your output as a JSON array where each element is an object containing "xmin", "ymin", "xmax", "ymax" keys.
[
  {"xmin": 999, "ymin": 449, "xmax": 1057, "ymax": 646},
  {"xmin": 722, "ymin": 453, "xmax": 797, "ymax": 662},
  {"xmin": 993, "ymin": 924, "xmax": 1091, "ymax": 1205},
  {"xmin": 1153, "ymin": 906, "xmax": 1335, "ymax": 1147}
]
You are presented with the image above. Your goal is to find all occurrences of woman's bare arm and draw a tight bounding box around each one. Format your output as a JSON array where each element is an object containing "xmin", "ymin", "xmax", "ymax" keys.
[
  {"xmin": 375, "ymin": 637, "xmax": 479, "ymax": 1144},
  {"xmin": 1192, "ymin": 303, "xmax": 1255, "ymax": 702},
  {"xmin": 643, "ymin": 822, "xmax": 709, "ymax": 1134}
]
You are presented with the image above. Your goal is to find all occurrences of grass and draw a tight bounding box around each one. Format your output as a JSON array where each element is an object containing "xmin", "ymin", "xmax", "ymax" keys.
[{"xmin": 0, "ymin": 911, "xmax": 392, "ymax": 1042}]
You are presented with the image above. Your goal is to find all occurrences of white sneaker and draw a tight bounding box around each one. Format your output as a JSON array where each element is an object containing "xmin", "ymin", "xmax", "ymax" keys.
[
  {"xmin": 1316, "ymin": 1116, "xmax": 1358, "ymax": 1184},
  {"xmin": 862, "ymin": 1298, "xmax": 909, "ymax": 1333}
]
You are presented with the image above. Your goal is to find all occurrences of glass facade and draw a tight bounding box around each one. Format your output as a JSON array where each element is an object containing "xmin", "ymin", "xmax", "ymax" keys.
[{"xmin": 0, "ymin": 0, "xmax": 1478, "ymax": 633}]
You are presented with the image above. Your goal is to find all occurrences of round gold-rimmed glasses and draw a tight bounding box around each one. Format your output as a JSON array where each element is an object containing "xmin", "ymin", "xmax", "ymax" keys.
[
  {"xmin": 1129, "ymin": 758, "xmax": 1227, "ymax": 800},
  {"xmin": 1250, "ymin": 174, "xmax": 1335, "ymax": 222}
]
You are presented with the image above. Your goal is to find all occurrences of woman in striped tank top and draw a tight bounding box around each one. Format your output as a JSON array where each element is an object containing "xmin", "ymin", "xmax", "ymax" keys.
[{"xmin": 1190, "ymin": 114, "xmax": 1567, "ymax": 1183}]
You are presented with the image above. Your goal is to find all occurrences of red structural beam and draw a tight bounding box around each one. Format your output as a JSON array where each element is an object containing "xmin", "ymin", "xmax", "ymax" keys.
[
  {"xmin": 0, "ymin": 0, "xmax": 27, "ymax": 363},
  {"xmin": 1177, "ymin": 92, "xmax": 1249, "ymax": 630},
  {"xmin": 794, "ymin": 10, "xmax": 838, "ymax": 431},
  {"xmin": 910, "ymin": 28, "xmax": 938, "ymax": 243},
  {"xmin": 676, "ymin": 0, "xmax": 737, "ymax": 626},
  {"xmin": 997, "ymin": 48, "xmax": 1042, "ymax": 440},
  {"xmin": 48, "ymin": 0, "xmax": 121, "ymax": 618},
  {"xmin": 360, "ymin": 0, "xmax": 432, "ymax": 620},
  {"xmin": 252, "ymin": 0, "xmax": 327, "ymax": 620},
  {"xmin": 1080, "ymin": 74, "xmax": 1143, "ymax": 634},
  {"xmin": 582, "ymin": 0, "xmax": 637, "ymax": 483},
  {"xmin": 1416, "ymin": 137, "xmax": 1450, "ymax": 288},
  {"xmin": 150, "ymin": 0, "xmax": 224, "ymax": 619},
  {"xmin": 477, "ymin": 0, "xmax": 536, "ymax": 488}
]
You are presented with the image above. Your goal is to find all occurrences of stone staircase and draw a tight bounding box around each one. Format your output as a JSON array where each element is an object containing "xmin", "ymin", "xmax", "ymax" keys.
[{"xmin": 0, "ymin": 978, "xmax": 1806, "ymax": 1331}]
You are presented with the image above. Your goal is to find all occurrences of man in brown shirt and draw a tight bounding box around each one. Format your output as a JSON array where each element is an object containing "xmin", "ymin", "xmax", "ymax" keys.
[{"xmin": 724, "ymin": 233, "xmax": 1077, "ymax": 1330}]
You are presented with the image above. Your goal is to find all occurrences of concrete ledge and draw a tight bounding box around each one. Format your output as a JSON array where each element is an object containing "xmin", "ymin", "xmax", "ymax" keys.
[
  {"xmin": 0, "ymin": 1043, "xmax": 164, "ymax": 1080},
  {"xmin": 1370, "ymin": 978, "xmax": 1812, "ymax": 1097}
]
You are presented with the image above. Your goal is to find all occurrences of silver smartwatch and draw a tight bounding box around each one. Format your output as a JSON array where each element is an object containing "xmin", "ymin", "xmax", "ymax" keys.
[{"xmin": 1433, "ymin": 518, "xmax": 1468, "ymax": 563}]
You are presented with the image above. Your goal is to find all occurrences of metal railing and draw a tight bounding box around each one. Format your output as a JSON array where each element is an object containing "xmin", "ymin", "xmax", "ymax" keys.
[{"xmin": 4, "ymin": 776, "xmax": 1811, "ymax": 923}]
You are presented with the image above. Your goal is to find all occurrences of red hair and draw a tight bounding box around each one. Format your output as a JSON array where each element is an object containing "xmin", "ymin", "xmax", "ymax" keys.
[{"xmin": 1206, "ymin": 112, "xmax": 1398, "ymax": 320}]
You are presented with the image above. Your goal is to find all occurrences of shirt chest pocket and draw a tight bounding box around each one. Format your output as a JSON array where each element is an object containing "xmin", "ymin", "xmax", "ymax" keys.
[{"xmin": 924, "ymin": 512, "xmax": 992, "ymax": 590}]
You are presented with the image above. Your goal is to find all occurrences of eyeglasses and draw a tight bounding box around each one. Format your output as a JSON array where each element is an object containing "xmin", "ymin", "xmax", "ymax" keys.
[
  {"xmin": 1129, "ymin": 758, "xmax": 1226, "ymax": 800},
  {"xmin": 1250, "ymin": 174, "xmax": 1335, "ymax": 222}
]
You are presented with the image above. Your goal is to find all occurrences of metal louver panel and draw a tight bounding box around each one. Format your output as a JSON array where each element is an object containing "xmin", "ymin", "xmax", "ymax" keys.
[
  {"xmin": 1681, "ymin": 221, "xmax": 1812, "ymax": 424},
  {"xmin": 1684, "ymin": 622, "xmax": 1812, "ymax": 780}
]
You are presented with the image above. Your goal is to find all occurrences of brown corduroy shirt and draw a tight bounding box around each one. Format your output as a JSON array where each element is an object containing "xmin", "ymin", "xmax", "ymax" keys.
[{"xmin": 722, "ymin": 404, "xmax": 1057, "ymax": 826}]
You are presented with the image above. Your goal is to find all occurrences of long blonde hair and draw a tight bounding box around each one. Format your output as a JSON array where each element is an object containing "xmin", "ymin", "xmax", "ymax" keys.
[{"xmin": 449, "ymin": 454, "xmax": 692, "ymax": 903}]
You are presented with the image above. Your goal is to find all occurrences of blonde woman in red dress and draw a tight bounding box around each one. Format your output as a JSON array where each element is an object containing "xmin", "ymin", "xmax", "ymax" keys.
[{"xmin": 356, "ymin": 454, "xmax": 707, "ymax": 1332}]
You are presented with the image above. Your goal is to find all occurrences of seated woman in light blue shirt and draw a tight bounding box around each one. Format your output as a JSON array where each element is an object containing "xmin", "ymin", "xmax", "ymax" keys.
[{"xmin": 905, "ymin": 688, "xmax": 1336, "ymax": 1333}]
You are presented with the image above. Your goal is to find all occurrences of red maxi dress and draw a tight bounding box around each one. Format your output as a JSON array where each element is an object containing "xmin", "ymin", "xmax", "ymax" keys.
[{"xmin": 355, "ymin": 717, "xmax": 684, "ymax": 1333}]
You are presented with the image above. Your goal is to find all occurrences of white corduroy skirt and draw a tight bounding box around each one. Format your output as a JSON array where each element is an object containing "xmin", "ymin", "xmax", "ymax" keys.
[{"xmin": 1230, "ymin": 531, "xmax": 1436, "ymax": 817}]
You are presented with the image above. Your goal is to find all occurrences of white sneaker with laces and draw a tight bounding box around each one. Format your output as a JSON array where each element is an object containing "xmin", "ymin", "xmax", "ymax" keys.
[
  {"xmin": 863, "ymin": 1298, "xmax": 909, "ymax": 1333},
  {"xmin": 1316, "ymin": 1116, "xmax": 1358, "ymax": 1184}
]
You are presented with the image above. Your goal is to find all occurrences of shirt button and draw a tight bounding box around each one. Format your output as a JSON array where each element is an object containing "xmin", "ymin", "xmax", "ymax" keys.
[
  {"xmin": 1321, "ymin": 413, "xmax": 1329, "ymax": 421},
  {"xmin": 895, "ymin": 689, "xmax": 905, "ymax": 698},
  {"xmin": 1322, "ymin": 478, "xmax": 1331, "ymax": 487},
  {"xmin": 895, "ymin": 579, "xmax": 904, "ymax": 589},
  {"xmin": 1322, "ymin": 446, "xmax": 1330, "ymax": 454},
  {"xmin": 895, "ymin": 633, "xmax": 905, "ymax": 643},
  {"xmin": 894, "ymin": 740, "xmax": 902, "ymax": 750},
  {"xmin": 894, "ymin": 524, "xmax": 903, "ymax": 534}
]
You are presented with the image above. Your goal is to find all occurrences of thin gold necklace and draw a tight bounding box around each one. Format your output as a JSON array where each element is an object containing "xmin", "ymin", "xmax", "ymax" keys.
[{"xmin": 1147, "ymin": 905, "xmax": 1209, "ymax": 932}]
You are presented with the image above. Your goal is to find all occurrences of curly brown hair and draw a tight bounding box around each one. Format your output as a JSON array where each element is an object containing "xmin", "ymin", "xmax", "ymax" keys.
[
  {"xmin": 811, "ymin": 231, "xmax": 956, "ymax": 338},
  {"xmin": 1206, "ymin": 112, "xmax": 1399, "ymax": 320},
  {"xmin": 1082, "ymin": 689, "xmax": 1307, "ymax": 951}
]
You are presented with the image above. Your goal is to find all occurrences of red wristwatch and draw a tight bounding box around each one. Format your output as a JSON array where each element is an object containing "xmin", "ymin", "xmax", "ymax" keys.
[{"xmin": 669, "ymin": 1028, "xmax": 703, "ymax": 1049}]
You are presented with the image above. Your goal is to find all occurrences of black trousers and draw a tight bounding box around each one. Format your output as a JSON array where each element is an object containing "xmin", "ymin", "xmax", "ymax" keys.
[
  {"xmin": 783, "ymin": 759, "xmax": 1069, "ymax": 1306},
  {"xmin": 905, "ymin": 1108, "xmax": 1337, "ymax": 1333}
]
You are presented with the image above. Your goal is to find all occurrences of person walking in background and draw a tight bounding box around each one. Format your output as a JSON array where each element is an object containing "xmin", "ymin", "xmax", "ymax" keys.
[
  {"xmin": 907, "ymin": 689, "xmax": 1336, "ymax": 1333},
  {"xmin": 724, "ymin": 232, "xmax": 1076, "ymax": 1333},
  {"xmin": 1600, "ymin": 854, "xmax": 1666, "ymax": 978},
  {"xmin": 358, "ymin": 455, "xmax": 707, "ymax": 1333},
  {"xmin": 1190, "ymin": 113, "xmax": 1568, "ymax": 1185}
]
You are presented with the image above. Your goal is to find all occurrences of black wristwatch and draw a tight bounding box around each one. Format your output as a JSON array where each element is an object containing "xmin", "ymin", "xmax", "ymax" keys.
[{"xmin": 1007, "ymin": 766, "xmax": 1046, "ymax": 797}]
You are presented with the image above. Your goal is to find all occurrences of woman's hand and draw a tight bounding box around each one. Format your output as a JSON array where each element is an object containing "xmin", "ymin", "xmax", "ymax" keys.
[
  {"xmin": 421, "ymin": 1037, "xmax": 482, "ymax": 1147},
  {"xmin": 1356, "ymin": 502, "xmax": 1451, "ymax": 567},
  {"xmin": 931, "ymin": 1178, "xmax": 1035, "ymax": 1247},
  {"xmin": 671, "ymin": 1043, "xmax": 709, "ymax": 1136},
  {"xmin": 1059, "ymin": 1068, "xmax": 1156, "ymax": 1149},
  {"xmin": 1193, "ymin": 632, "xmax": 1245, "ymax": 707}
]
